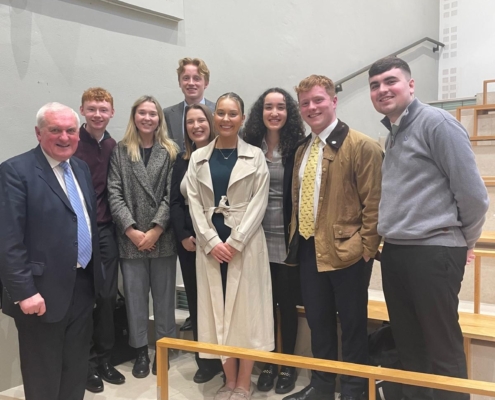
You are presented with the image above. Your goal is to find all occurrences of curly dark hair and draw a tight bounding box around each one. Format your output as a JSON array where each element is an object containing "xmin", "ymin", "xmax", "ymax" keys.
[{"xmin": 243, "ymin": 88, "xmax": 305, "ymax": 164}]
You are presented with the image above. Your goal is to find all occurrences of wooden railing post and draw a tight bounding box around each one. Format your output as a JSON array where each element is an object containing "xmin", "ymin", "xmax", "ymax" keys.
[
  {"xmin": 157, "ymin": 346, "xmax": 169, "ymax": 400},
  {"xmin": 474, "ymin": 255, "xmax": 481, "ymax": 314},
  {"xmin": 368, "ymin": 379, "xmax": 376, "ymax": 400}
]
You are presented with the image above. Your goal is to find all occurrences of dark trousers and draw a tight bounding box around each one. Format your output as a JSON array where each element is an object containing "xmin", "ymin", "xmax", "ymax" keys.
[
  {"xmin": 299, "ymin": 237, "xmax": 372, "ymax": 397},
  {"xmin": 270, "ymin": 262, "xmax": 301, "ymax": 356},
  {"xmin": 89, "ymin": 223, "xmax": 119, "ymax": 369},
  {"xmin": 381, "ymin": 243, "xmax": 469, "ymax": 400},
  {"xmin": 15, "ymin": 268, "xmax": 94, "ymax": 400},
  {"xmin": 177, "ymin": 242, "xmax": 222, "ymax": 373}
]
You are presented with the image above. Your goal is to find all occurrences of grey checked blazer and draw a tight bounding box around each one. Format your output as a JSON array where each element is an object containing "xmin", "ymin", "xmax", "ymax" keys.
[
  {"xmin": 107, "ymin": 141, "xmax": 177, "ymax": 259},
  {"xmin": 163, "ymin": 98, "xmax": 216, "ymax": 150}
]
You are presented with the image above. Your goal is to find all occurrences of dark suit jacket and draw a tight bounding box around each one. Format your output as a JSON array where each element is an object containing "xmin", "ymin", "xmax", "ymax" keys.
[
  {"xmin": 163, "ymin": 98, "xmax": 216, "ymax": 150},
  {"xmin": 170, "ymin": 152, "xmax": 194, "ymax": 243},
  {"xmin": 0, "ymin": 145, "xmax": 104, "ymax": 323}
]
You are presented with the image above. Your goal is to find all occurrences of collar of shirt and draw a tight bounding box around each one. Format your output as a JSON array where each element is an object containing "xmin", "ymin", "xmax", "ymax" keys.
[
  {"xmin": 261, "ymin": 138, "xmax": 282, "ymax": 163},
  {"xmin": 183, "ymin": 97, "xmax": 206, "ymax": 112},
  {"xmin": 82, "ymin": 123, "xmax": 106, "ymax": 144},
  {"xmin": 391, "ymin": 101, "xmax": 413, "ymax": 133},
  {"xmin": 41, "ymin": 148, "xmax": 69, "ymax": 169},
  {"xmin": 310, "ymin": 118, "xmax": 338, "ymax": 147}
]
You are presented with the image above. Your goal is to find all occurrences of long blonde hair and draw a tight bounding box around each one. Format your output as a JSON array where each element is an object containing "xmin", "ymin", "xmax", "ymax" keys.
[{"xmin": 122, "ymin": 95, "xmax": 178, "ymax": 162}]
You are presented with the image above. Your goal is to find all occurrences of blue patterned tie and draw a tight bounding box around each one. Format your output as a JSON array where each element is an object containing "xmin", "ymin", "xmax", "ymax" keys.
[{"xmin": 60, "ymin": 161, "xmax": 92, "ymax": 268}]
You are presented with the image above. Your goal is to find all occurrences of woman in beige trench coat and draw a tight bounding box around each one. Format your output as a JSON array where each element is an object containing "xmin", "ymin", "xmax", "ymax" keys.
[{"xmin": 187, "ymin": 93, "xmax": 274, "ymax": 400}]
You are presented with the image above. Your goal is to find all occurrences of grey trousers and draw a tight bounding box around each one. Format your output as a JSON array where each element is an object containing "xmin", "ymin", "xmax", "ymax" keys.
[{"xmin": 121, "ymin": 255, "xmax": 177, "ymax": 348}]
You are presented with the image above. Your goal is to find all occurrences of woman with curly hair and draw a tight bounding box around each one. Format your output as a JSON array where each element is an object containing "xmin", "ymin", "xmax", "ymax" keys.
[{"xmin": 244, "ymin": 88, "xmax": 305, "ymax": 395}]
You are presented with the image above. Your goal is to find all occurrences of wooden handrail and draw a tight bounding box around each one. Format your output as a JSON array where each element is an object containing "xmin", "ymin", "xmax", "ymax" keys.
[
  {"xmin": 455, "ymin": 97, "xmax": 495, "ymax": 145},
  {"xmin": 482, "ymin": 177, "xmax": 495, "ymax": 187},
  {"xmin": 156, "ymin": 338, "xmax": 495, "ymax": 400},
  {"xmin": 483, "ymin": 79, "xmax": 495, "ymax": 105}
]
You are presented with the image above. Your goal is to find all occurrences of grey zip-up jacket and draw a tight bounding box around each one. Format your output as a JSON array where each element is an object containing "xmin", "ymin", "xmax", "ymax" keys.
[{"xmin": 378, "ymin": 98, "xmax": 488, "ymax": 249}]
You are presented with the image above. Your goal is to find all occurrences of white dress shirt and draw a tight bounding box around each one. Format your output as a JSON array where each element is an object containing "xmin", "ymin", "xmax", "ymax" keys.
[{"xmin": 298, "ymin": 119, "xmax": 339, "ymax": 227}]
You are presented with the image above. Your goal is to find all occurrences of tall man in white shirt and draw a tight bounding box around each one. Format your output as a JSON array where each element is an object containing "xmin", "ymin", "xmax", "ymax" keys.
[
  {"xmin": 0, "ymin": 103, "xmax": 104, "ymax": 400},
  {"xmin": 283, "ymin": 75, "xmax": 383, "ymax": 400}
]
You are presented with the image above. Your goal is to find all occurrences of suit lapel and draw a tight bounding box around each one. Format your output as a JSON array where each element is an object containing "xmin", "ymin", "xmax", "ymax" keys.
[
  {"xmin": 205, "ymin": 98, "xmax": 216, "ymax": 113},
  {"xmin": 170, "ymin": 102, "xmax": 184, "ymax": 139},
  {"xmin": 196, "ymin": 161, "xmax": 214, "ymax": 195},
  {"xmin": 34, "ymin": 147, "xmax": 73, "ymax": 212},
  {"xmin": 227, "ymin": 139, "xmax": 256, "ymax": 189},
  {"xmin": 194, "ymin": 140, "xmax": 216, "ymax": 195},
  {"xmin": 131, "ymin": 153, "xmax": 156, "ymax": 201}
]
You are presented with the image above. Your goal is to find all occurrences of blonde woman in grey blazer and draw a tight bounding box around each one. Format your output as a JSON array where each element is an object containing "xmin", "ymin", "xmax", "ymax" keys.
[{"xmin": 108, "ymin": 95, "xmax": 178, "ymax": 379}]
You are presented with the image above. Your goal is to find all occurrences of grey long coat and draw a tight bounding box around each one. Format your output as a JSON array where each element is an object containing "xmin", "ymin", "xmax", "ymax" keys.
[{"xmin": 107, "ymin": 141, "xmax": 176, "ymax": 259}]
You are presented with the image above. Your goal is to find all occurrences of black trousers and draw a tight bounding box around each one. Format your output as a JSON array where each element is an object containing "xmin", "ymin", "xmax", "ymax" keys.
[
  {"xmin": 89, "ymin": 223, "xmax": 119, "ymax": 368},
  {"xmin": 15, "ymin": 268, "xmax": 94, "ymax": 400},
  {"xmin": 299, "ymin": 237, "xmax": 372, "ymax": 397},
  {"xmin": 270, "ymin": 262, "xmax": 301, "ymax": 357},
  {"xmin": 381, "ymin": 243, "xmax": 469, "ymax": 400},
  {"xmin": 177, "ymin": 242, "xmax": 222, "ymax": 373}
]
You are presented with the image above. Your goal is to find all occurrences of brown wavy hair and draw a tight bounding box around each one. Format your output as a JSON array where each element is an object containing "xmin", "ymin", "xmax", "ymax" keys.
[
  {"xmin": 182, "ymin": 103, "xmax": 216, "ymax": 160},
  {"xmin": 243, "ymin": 88, "xmax": 305, "ymax": 164}
]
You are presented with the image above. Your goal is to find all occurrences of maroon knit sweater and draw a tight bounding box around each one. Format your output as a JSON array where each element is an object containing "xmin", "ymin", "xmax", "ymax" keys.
[{"xmin": 74, "ymin": 125, "xmax": 117, "ymax": 224}]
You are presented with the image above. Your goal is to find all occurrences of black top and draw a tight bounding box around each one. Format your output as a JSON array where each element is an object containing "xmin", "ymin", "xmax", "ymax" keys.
[
  {"xmin": 209, "ymin": 149, "xmax": 238, "ymax": 242},
  {"xmin": 170, "ymin": 153, "xmax": 194, "ymax": 242},
  {"xmin": 141, "ymin": 147, "xmax": 153, "ymax": 167}
]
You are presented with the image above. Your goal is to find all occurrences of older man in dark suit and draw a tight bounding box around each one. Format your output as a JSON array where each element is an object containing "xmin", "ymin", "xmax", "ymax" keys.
[
  {"xmin": 0, "ymin": 102, "xmax": 104, "ymax": 400},
  {"xmin": 164, "ymin": 57, "xmax": 215, "ymax": 151}
]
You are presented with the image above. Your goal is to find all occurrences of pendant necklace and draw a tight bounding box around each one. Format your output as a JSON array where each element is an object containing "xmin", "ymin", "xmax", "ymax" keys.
[{"xmin": 218, "ymin": 148, "xmax": 236, "ymax": 160}]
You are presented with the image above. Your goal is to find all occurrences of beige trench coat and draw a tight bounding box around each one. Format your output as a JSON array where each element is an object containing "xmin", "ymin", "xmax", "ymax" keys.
[{"xmin": 186, "ymin": 138, "xmax": 274, "ymax": 359}]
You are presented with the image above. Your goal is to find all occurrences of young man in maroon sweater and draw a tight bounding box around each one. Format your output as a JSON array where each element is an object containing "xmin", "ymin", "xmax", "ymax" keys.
[{"xmin": 75, "ymin": 87, "xmax": 124, "ymax": 392}]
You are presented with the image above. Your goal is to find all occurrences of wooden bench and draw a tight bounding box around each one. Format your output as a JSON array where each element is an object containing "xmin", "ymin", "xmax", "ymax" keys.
[
  {"xmin": 156, "ymin": 337, "xmax": 495, "ymax": 400},
  {"xmin": 295, "ymin": 247, "xmax": 495, "ymax": 379}
]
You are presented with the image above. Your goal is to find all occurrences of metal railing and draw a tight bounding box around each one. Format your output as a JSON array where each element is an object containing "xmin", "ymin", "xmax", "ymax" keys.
[{"xmin": 335, "ymin": 37, "xmax": 445, "ymax": 93}]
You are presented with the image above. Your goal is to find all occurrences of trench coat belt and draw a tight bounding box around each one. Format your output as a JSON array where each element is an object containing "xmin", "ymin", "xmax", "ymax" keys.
[{"xmin": 204, "ymin": 196, "xmax": 249, "ymax": 229}]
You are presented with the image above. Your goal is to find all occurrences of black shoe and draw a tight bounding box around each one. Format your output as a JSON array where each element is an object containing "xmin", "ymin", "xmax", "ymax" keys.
[
  {"xmin": 86, "ymin": 371, "xmax": 104, "ymax": 393},
  {"xmin": 257, "ymin": 363, "xmax": 278, "ymax": 392},
  {"xmin": 193, "ymin": 367, "xmax": 222, "ymax": 383},
  {"xmin": 282, "ymin": 385, "xmax": 334, "ymax": 400},
  {"xmin": 97, "ymin": 362, "xmax": 125, "ymax": 385},
  {"xmin": 151, "ymin": 353, "xmax": 170, "ymax": 375},
  {"xmin": 152, "ymin": 354, "xmax": 157, "ymax": 375},
  {"xmin": 276, "ymin": 366, "xmax": 297, "ymax": 394},
  {"xmin": 132, "ymin": 347, "xmax": 150, "ymax": 378},
  {"xmin": 180, "ymin": 317, "xmax": 193, "ymax": 331}
]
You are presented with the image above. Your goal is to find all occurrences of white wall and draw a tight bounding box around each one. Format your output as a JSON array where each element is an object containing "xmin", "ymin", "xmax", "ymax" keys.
[
  {"xmin": 438, "ymin": 0, "xmax": 495, "ymax": 99},
  {"xmin": 0, "ymin": 0, "xmax": 440, "ymax": 392},
  {"xmin": 0, "ymin": 0, "xmax": 440, "ymax": 163}
]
